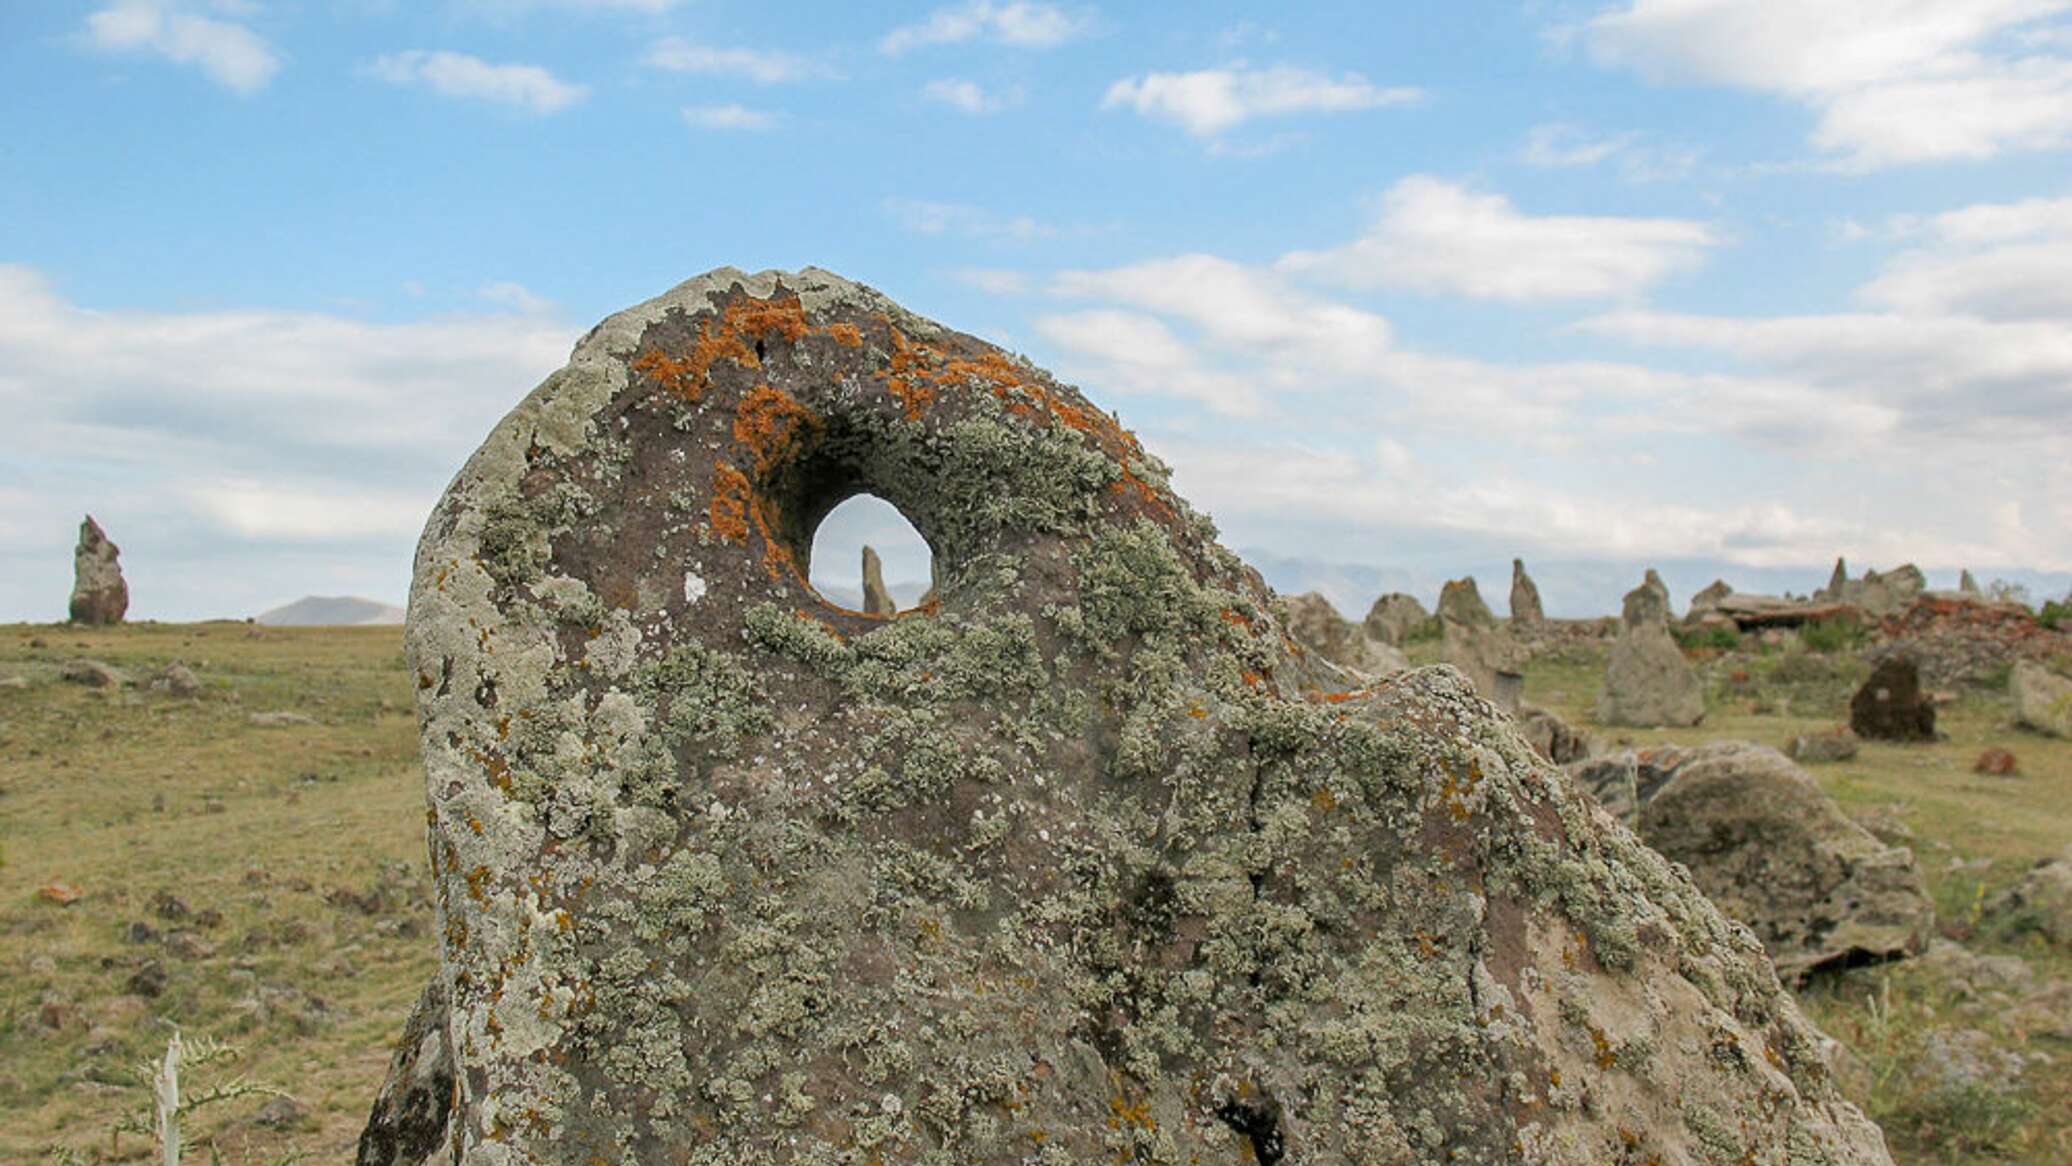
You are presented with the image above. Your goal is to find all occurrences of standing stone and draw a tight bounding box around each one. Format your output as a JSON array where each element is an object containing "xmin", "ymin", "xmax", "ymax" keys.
[
  {"xmin": 69, "ymin": 515, "xmax": 128, "ymax": 625},
  {"xmin": 2012, "ymin": 661, "xmax": 2072, "ymax": 738},
  {"xmin": 1599, "ymin": 576, "xmax": 1705, "ymax": 726},
  {"xmin": 378, "ymin": 268, "xmax": 1891, "ymax": 1165},
  {"xmin": 1686, "ymin": 579, "xmax": 1733, "ymax": 622},
  {"xmin": 1642, "ymin": 567, "xmax": 1671, "ymax": 615},
  {"xmin": 1822, "ymin": 557, "xmax": 1848, "ymax": 600},
  {"xmin": 1284, "ymin": 591, "xmax": 1407, "ymax": 680},
  {"xmin": 1850, "ymin": 656, "xmax": 1936, "ymax": 742},
  {"xmin": 860, "ymin": 544, "xmax": 896, "ymax": 616},
  {"xmin": 355, "ymin": 977, "xmax": 453, "ymax": 1166},
  {"xmin": 1959, "ymin": 569, "xmax": 1980, "ymax": 595},
  {"xmin": 1508, "ymin": 558, "xmax": 1544, "ymax": 627},
  {"xmin": 1361, "ymin": 592, "xmax": 1429, "ymax": 645},
  {"xmin": 1437, "ymin": 576, "xmax": 1525, "ymax": 702}
]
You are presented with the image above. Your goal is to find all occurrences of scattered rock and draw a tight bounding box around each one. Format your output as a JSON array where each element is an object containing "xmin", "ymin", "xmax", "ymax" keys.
[
  {"xmin": 36, "ymin": 883, "xmax": 82, "ymax": 906},
  {"xmin": 1686, "ymin": 579, "xmax": 1733, "ymax": 622},
  {"xmin": 1517, "ymin": 705, "xmax": 1590, "ymax": 764},
  {"xmin": 1284, "ymin": 591, "xmax": 1408, "ymax": 680},
  {"xmin": 356, "ymin": 977, "xmax": 453, "ymax": 1166},
  {"xmin": 1361, "ymin": 592, "xmax": 1429, "ymax": 645},
  {"xmin": 1567, "ymin": 742, "xmax": 1936, "ymax": 981},
  {"xmin": 1849, "ymin": 656, "xmax": 1936, "ymax": 742},
  {"xmin": 1784, "ymin": 727, "xmax": 1861, "ymax": 764},
  {"xmin": 1599, "ymin": 576, "xmax": 1704, "ymax": 727},
  {"xmin": 1508, "ymin": 558, "xmax": 1543, "ymax": 627},
  {"xmin": 1905, "ymin": 1028, "xmax": 2028, "ymax": 1108},
  {"xmin": 2011, "ymin": 660, "xmax": 2072, "ymax": 738},
  {"xmin": 1987, "ymin": 851, "xmax": 2072, "ymax": 947},
  {"xmin": 126, "ymin": 961, "xmax": 168, "ymax": 998},
  {"xmin": 125, "ymin": 921, "xmax": 161, "ymax": 944},
  {"xmin": 1972, "ymin": 746, "xmax": 2018, "ymax": 776},
  {"xmin": 164, "ymin": 930, "xmax": 217, "ymax": 960},
  {"xmin": 58, "ymin": 659, "xmax": 121, "ymax": 688},
  {"xmin": 37, "ymin": 998, "xmax": 81, "ymax": 1031},
  {"xmin": 248, "ymin": 711, "xmax": 316, "ymax": 727},
  {"xmin": 376, "ymin": 268, "xmax": 1894, "ymax": 1164},
  {"xmin": 251, "ymin": 1094, "xmax": 315, "ymax": 1131},
  {"xmin": 0, "ymin": 675, "xmax": 27, "ymax": 689},
  {"xmin": 69, "ymin": 514, "xmax": 129, "ymax": 625},
  {"xmin": 153, "ymin": 662, "xmax": 202, "ymax": 698},
  {"xmin": 151, "ymin": 890, "xmax": 191, "ymax": 920},
  {"xmin": 860, "ymin": 544, "xmax": 896, "ymax": 616}
]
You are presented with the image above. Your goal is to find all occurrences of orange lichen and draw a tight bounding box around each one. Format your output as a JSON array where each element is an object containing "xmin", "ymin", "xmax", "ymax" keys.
[
  {"xmin": 630, "ymin": 347, "xmax": 704, "ymax": 401},
  {"xmin": 709, "ymin": 463, "xmax": 751, "ymax": 543},
  {"xmin": 826, "ymin": 321, "xmax": 863, "ymax": 347},
  {"xmin": 727, "ymin": 293, "xmax": 812, "ymax": 344},
  {"xmin": 733, "ymin": 384, "xmax": 823, "ymax": 475}
]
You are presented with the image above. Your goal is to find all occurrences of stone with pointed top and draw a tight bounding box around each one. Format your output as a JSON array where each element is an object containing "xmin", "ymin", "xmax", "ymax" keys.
[
  {"xmin": 68, "ymin": 515, "xmax": 128, "ymax": 625},
  {"xmin": 1959, "ymin": 569, "xmax": 1980, "ymax": 595},
  {"xmin": 860, "ymin": 544, "xmax": 896, "ymax": 615},
  {"xmin": 1600, "ymin": 574, "xmax": 1705, "ymax": 727},
  {"xmin": 1362, "ymin": 592, "xmax": 1429, "ymax": 645},
  {"xmin": 1508, "ymin": 558, "xmax": 1544, "ymax": 626}
]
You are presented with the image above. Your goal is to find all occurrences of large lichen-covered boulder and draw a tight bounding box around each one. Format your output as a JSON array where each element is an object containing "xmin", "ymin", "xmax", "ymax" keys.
[
  {"xmin": 1599, "ymin": 577, "xmax": 1705, "ymax": 727},
  {"xmin": 387, "ymin": 267, "xmax": 1891, "ymax": 1165},
  {"xmin": 1567, "ymin": 743, "xmax": 1935, "ymax": 982},
  {"xmin": 1283, "ymin": 591, "xmax": 1407, "ymax": 680},
  {"xmin": 69, "ymin": 514, "xmax": 128, "ymax": 625}
]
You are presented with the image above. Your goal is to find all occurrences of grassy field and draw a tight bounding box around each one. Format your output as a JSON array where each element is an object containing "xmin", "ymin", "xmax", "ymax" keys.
[{"xmin": 2, "ymin": 622, "xmax": 2067, "ymax": 1163}]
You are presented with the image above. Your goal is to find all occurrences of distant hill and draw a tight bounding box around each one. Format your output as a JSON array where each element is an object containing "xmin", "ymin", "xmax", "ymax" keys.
[{"xmin": 256, "ymin": 596, "xmax": 407, "ymax": 626}]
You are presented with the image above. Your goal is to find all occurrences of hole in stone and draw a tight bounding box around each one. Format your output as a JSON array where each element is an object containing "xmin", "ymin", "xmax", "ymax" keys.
[{"xmin": 806, "ymin": 494, "xmax": 935, "ymax": 614}]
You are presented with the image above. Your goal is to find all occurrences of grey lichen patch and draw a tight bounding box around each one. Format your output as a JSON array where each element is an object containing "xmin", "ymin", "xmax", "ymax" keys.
[{"xmin": 385, "ymin": 267, "xmax": 1897, "ymax": 1166}]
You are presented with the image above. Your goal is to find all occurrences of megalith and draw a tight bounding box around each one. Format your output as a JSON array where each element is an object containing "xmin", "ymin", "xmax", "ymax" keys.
[
  {"xmin": 1850, "ymin": 656, "xmax": 1936, "ymax": 742},
  {"xmin": 377, "ymin": 267, "xmax": 1890, "ymax": 1165},
  {"xmin": 860, "ymin": 544, "xmax": 896, "ymax": 615},
  {"xmin": 1436, "ymin": 575, "xmax": 1525, "ymax": 703},
  {"xmin": 1509, "ymin": 557, "xmax": 1544, "ymax": 627},
  {"xmin": 1361, "ymin": 591, "xmax": 1428, "ymax": 645},
  {"xmin": 1283, "ymin": 591, "xmax": 1407, "ymax": 680},
  {"xmin": 69, "ymin": 514, "xmax": 128, "ymax": 625},
  {"xmin": 1599, "ymin": 575, "xmax": 1705, "ymax": 727}
]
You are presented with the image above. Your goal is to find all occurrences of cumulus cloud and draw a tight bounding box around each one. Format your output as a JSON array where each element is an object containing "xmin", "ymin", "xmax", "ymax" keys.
[
  {"xmin": 643, "ymin": 38, "xmax": 824, "ymax": 83},
  {"xmin": 880, "ymin": 2, "xmax": 1089, "ymax": 54},
  {"xmin": 368, "ymin": 50, "xmax": 588, "ymax": 114},
  {"xmin": 1102, "ymin": 65, "xmax": 1421, "ymax": 138},
  {"xmin": 921, "ymin": 77, "xmax": 1022, "ymax": 113},
  {"xmin": 681, "ymin": 104, "xmax": 780, "ymax": 131},
  {"xmin": 1278, "ymin": 175, "xmax": 1719, "ymax": 302},
  {"xmin": 1582, "ymin": 0, "xmax": 2072, "ymax": 168},
  {"xmin": 1520, "ymin": 123, "xmax": 1703, "ymax": 180},
  {"xmin": 85, "ymin": 0, "xmax": 281, "ymax": 94},
  {"xmin": 883, "ymin": 198, "xmax": 1055, "ymax": 240}
]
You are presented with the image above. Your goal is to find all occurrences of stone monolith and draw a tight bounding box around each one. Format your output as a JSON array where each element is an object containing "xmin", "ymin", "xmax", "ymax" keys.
[{"xmin": 69, "ymin": 515, "xmax": 128, "ymax": 625}]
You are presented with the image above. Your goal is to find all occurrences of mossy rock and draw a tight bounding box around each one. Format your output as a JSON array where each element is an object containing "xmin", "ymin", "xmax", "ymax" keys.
[{"xmin": 376, "ymin": 268, "xmax": 1893, "ymax": 1165}]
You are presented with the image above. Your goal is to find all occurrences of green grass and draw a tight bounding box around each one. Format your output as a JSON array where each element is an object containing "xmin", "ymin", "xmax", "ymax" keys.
[{"xmin": 3, "ymin": 624, "xmax": 2067, "ymax": 1162}]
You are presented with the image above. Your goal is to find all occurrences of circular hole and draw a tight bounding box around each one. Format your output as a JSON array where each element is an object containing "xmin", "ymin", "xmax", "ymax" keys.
[{"xmin": 807, "ymin": 494, "xmax": 935, "ymax": 614}]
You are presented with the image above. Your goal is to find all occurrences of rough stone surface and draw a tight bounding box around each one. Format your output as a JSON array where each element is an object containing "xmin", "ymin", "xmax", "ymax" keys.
[
  {"xmin": 1435, "ymin": 575, "xmax": 1496, "ymax": 627},
  {"xmin": 1849, "ymin": 657, "xmax": 1936, "ymax": 742},
  {"xmin": 1283, "ymin": 591, "xmax": 1407, "ymax": 680},
  {"xmin": 1567, "ymin": 743, "xmax": 1934, "ymax": 981},
  {"xmin": 2011, "ymin": 660, "xmax": 2072, "ymax": 738},
  {"xmin": 385, "ymin": 267, "xmax": 1892, "ymax": 1165},
  {"xmin": 1508, "ymin": 558, "xmax": 1543, "ymax": 627},
  {"xmin": 357, "ymin": 976, "xmax": 454, "ymax": 1166},
  {"xmin": 1599, "ymin": 578, "xmax": 1705, "ymax": 727},
  {"xmin": 1988, "ymin": 851, "xmax": 2072, "ymax": 948},
  {"xmin": 1517, "ymin": 705, "xmax": 1590, "ymax": 765},
  {"xmin": 1360, "ymin": 591, "xmax": 1428, "ymax": 645},
  {"xmin": 59, "ymin": 658, "xmax": 121, "ymax": 688},
  {"xmin": 1687, "ymin": 579, "xmax": 1733, "ymax": 622},
  {"xmin": 69, "ymin": 514, "xmax": 128, "ymax": 625},
  {"xmin": 1784, "ymin": 728, "xmax": 1860, "ymax": 765},
  {"xmin": 154, "ymin": 662, "xmax": 202, "ymax": 698},
  {"xmin": 860, "ymin": 545, "xmax": 896, "ymax": 616}
]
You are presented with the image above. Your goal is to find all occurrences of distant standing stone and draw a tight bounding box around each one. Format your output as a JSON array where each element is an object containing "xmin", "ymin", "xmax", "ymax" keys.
[
  {"xmin": 69, "ymin": 514, "xmax": 129, "ymax": 625},
  {"xmin": 1849, "ymin": 656, "xmax": 1936, "ymax": 742},
  {"xmin": 1436, "ymin": 576, "xmax": 1496, "ymax": 628},
  {"xmin": 1361, "ymin": 592, "xmax": 1429, "ymax": 645},
  {"xmin": 1959, "ymin": 569, "xmax": 1980, "ymax": 594},
  {"xmin": 860, "ymin": 544, "xmax": 896, "ymax": 616},
  {"xmin": 1508, "ymin": 558, "xmax": 1544, "ymax": 626},
  {"xmin": 1598, "ymin": 575, "xmax": 1704, "ymax": 727},
  {"xmin": 2012, "ymin": 661, "xmax": 2072, "ymax": 738}
]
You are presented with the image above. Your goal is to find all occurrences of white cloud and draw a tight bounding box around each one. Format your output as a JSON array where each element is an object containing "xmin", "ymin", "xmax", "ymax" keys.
[
  {"xmin": 192, "ymin": 482, "xmax": 432, "ymax": 541},
  {"xmin": 681, "ymin": 103, "xmax": 780, "ymax": 131},
  {"xmin": 643, "ymin": 38, "xmax": 823, "ymax": 83},
  {"xmin": 880, "ymin": 2, "xmax": 1088, "ymax": 54},
  {"xmin": 1102, "ymin": 65, "xmax": 1421, "ymax": 137},
  {"xmin": 1582, "ymin": 0, "xmax": 2072, "ymax": 167},
  {"xmin": 1278, "ymin": 175, "xmax": 1719, "ymax": 302},
  {"xmin": 884, "ymin": 198, "xmax": 1054, "ymax": 240},
  {"xmin": 921, "ymin": 77, "xmax": 1022, "ymax": 114},
  {"xmin": 951, "ymin": 268, "xmax": 1032, "ymax": 294},
  {"xmin": 1521, "ymin": 123, "xmax": 1633, "ymax": 167},
  {"xmin": 478, "ymin": 281, "xmax": 555, "ymax": 315},
  {"xmin": 85, "ymin": 0, "xmax": 281, "ymax": 94},
  {"xmin": 368, "ymin": 50, "xmax": 588, "ymax": 114}
]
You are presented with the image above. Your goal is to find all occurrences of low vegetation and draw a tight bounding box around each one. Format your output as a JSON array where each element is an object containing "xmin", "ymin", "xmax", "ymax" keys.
[{"xmin": 3, "ymin": 622, "xmax": 2067, "ymax": 1163}]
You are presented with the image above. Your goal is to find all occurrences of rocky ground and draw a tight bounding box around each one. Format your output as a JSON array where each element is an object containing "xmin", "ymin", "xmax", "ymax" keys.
[{"xmin": 1, "ymin": 620, "xmax": 2067, "ymax": 1164}]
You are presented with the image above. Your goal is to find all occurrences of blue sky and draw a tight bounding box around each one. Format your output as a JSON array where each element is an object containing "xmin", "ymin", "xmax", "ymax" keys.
[{"xmin": 4, "ymin": 0, "xmax": 2071, "ymax": 621}]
